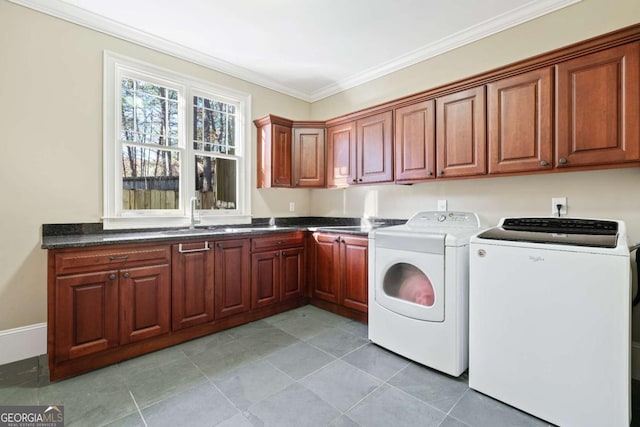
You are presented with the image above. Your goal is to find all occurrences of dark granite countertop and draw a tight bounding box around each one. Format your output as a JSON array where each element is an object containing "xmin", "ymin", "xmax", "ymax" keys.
[{"xmin": 41, "ymin": 217, "xmax": 406, "ymax": 249}]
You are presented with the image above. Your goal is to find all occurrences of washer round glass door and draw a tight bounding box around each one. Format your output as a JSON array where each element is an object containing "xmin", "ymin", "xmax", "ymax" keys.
[{"xmin": 374, "ymin": 246, "xmax": 445, "ymax": 321}]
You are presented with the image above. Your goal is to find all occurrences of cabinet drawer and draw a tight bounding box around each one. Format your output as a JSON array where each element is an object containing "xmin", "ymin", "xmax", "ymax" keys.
[
  {"xmin": 251, "ymin": 232, "xmax": 305, "ymax": 252},
  {"xmin": 55, "ymin": 245, "xmax": 170, "ymax": 275}
]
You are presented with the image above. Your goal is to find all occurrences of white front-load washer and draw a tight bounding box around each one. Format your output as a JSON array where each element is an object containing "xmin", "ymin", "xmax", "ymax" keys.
[{"xmin": 368, "ymin": 211, "xmax": 481, "ymax": 377}]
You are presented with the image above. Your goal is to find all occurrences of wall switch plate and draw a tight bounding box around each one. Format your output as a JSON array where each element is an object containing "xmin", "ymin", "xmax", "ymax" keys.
[
  {"xmin": 437, "ymin": 199, "xmax": 447, "ymax": 211},
  {"xmin": 289, "ymin": 202, "xmax": 295, "ymax": 212},
  {"xmin": 551, "ymin": 197, "xmax": 567, "ymax": 216}
]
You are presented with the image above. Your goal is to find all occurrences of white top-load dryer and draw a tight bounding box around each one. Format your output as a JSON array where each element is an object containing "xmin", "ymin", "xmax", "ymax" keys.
[
  {"xmin": 368, "ymin": 211, "xmax": 481, "ymax": 377},
  {"xmin": 469, "ymin": 217, "xmax": 630, "ymax": 427}
]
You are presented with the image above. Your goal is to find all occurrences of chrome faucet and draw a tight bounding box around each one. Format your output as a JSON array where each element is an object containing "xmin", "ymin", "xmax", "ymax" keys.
[
  {"xmin": 269, "ymin": 217, "xmax": 276, "ymax": 227},
  {"xmin": 189, "ymin": 196, "xmax": 201, "ymax": 229}
]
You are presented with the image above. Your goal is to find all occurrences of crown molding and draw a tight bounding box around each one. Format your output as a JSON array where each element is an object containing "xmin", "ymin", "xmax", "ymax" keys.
[
  {"xmin": 9, "ymin": 0, "xmax": 581, "ymax": 103},
  {"xmin": 8, "ymin": 0, "xmax": 314, "ymax": 101},
  {"xmin": 308, "ymin": 0, "xmax": 582, "ymax": 102}
]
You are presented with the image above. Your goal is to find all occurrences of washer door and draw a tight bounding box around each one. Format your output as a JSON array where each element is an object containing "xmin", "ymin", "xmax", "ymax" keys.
[{"xmin": 374, "ymin": 247, "xmax": 445, "ymax": 322}]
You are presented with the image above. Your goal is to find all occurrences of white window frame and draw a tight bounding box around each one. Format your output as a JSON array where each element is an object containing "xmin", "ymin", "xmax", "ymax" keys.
[{"xmin": 103, "ymin": 51, "xmax": 252, "ymax": 229}]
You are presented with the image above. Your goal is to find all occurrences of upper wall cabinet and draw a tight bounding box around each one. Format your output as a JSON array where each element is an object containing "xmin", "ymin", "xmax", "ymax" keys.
[
  {"xmin": 327, "ymin": 121, "xmax": 357, "ymax": 187},
  {"xmin": 487, "ymin": 67, "xmax": 553, "ymax": 174},
  {"xmin": 555, "ymin": 42, "xmax": 640, "ymax": 168},
  {"xmin": 255, "ymin": 115, "xmax": 293, "ymax": 188},
  {"xmin": 436, "ymin": 86, "xmax": 486, "ymax": 178},
  {"xmin": 327, "ymin": 111, "xmax": 393, "ymax": 187},
  {"xmin": 394, "ymin": 100, "xmax": 436, "ymax": 183},
  {"xmin": 357, "ymin": 111, "xmax": 394, "ymax": 184},
  {"xmin": 257, "ymin": 26, "xmax": 640, "ymax": 188},
  {"xmin": 293, "ymin": 127, "xmax": 326, "ymax": 187}
]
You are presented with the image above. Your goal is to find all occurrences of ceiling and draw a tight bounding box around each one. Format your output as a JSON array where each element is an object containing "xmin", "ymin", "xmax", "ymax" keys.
[{"xmin": 13, "ymin": 0, "xmax": 580, "ymax": 102}]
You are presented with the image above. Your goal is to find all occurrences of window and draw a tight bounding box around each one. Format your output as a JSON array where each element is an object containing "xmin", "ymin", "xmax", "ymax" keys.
[{"xmin": 103, "ymin": 52, "xmax": 251, "ymax": 229}]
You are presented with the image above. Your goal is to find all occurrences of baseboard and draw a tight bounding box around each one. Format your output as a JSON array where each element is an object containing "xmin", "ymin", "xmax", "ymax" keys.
[
  {"xmin": 633, "ymin": 341, "xmax": 640, "ymax": 380},
  {"xmin": 0, "ymin": 323, "xmax": 47, "ymax": 365}
]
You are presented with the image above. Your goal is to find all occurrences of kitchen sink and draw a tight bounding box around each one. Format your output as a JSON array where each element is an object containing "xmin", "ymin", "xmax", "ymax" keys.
[
  {"xmin": 223, "ymin": 226, "xmax": 292, "ymax": 232},
  {"xmin": 160, "ymin": 226, "xmax": 293, "ymax": 235},
  {"xmin": 161, "ymin": 227, "xmax": 217, "ymax": 235}
]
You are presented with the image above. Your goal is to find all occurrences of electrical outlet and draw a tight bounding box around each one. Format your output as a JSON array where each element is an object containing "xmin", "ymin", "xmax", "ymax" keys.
[
  {"xmin": 289, "ymin": 202, "xmax": 295, "ymax": 212},
  {"xmin": 437, "ymin": 199, "xmax": 447, "ymax": 211},
  {"xmin": 551, "ymin": 197, "xmax": 567, "ymax": 217}
]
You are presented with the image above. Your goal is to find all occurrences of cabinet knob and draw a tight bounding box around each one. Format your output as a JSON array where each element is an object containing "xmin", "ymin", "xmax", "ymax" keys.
[
  {"xmin": 282, "ymin": 251, "xmax": 286, "ymax": 256},
  {"xmin": 358, "ymin": 178, "xmax": 363, "ymax": 182},
  {"xmin": 217, "ymin": 243, "xmax": 223, "ymax": 249},
  {"xmin": 438, "ymin": 170, "xmax": 444, "ymax": 176},
  {"xmin": 540, "ymin": 160, "xmax": 549, "ymax": 167},
  {"xmin": 558, "ymin": 157, "xmax": 568, "ymax": 165},
  {"xmin": 334, "ymin": 237, "xmax": 340, "ymax": 243},
  {"xmin": 123, "ymin": 272, "xmax": 130, "ymax": 278},
  {"xmin": 428, "ymin": 171, "xmax": 433, "ymax": 176},
  {"xmin": 109, "ymin": 274, "xmax": 116, "ymax": 280},
  {"xmin": 275, "ymin": 252, "xmax": 280, "ymax": 257},
  {"xmin": 352, "ymin": 178, "xmax": 357, "ymax": 183},
  {"xmin": 275, "ymin": 179, "xmax": 280, "ymax": 184}
]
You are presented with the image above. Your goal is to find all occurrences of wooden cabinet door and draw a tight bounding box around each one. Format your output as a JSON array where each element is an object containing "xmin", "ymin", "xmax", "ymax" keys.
[
  {"xmin": 293, "ymin": 127, "xmax": 325, "ymax": 187},
  {"xmin": 488, "ymin": 68, "xmax": 553, "ymax": 174},
  {"xmin": 340, "ymin": 236, "xmax": 368, "ymax": 313},
  {"xmin": 214, "ymin": 239, "xmax": 250, "ymax": 319},
  {"xmin": 327, "ymin": 122, "xmax": 357, "ymax": 187},
  {"xmin": 436, "ymin": 86, "xmax": 486, "ymax": 177},
  {"xmin": 271, "ymin": 124, "xmax": 292, "ymax": 186},
  {"xmin": 251, "ymin": 250, "xmax": 280, "ymax": 309},
  {"xmin": 55, "ymin": 271, "xmax": 119, "ymax": 361},
  {"xmin": 120, "ymin": 264, "xmax": 171, "ymax": 344},
  {"xmin": 394, "ymin": 100, "xmax": 436, "ymax": 182},
  {"xmin": 311, "ymin": 233, "xmax": 341, "ymax": 303},
  {"xmin": 556, "ymin": 43, "xmax": 640, "ymax": 167},
  {"xmin": 356, "ymin": 111, "xmax": 393, "ymax": 184},
  {"xmin": 171, "ymin": 242, "xmax": 214, "ymax": 331},
  {"xmin": 281, "ymin": 247, "xmax": 305, "ymax": 301}
]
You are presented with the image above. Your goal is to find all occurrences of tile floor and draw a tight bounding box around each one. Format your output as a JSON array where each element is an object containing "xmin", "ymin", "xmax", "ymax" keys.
[{"xmin": 0, "ymin": 305, "xmax": 636, "ymax": 426}]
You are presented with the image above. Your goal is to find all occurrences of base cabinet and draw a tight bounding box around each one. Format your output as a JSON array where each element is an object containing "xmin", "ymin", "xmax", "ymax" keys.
[
  {"xmin": 54, "ymin": 271, "xmax": 119, "ymax": 362},
  {"xmin": 214, "ymin": 239, "xmax": 251, "ymax": 319},
  {"xmin": 48, "ymin": 234, "xmax": 306, "ymax": 381},
  {"xmin": 310, "ymin": 233, "xmax": 368, "ymax": 316},
  {"xmin": 171, "ymin": 241, "xmax": 214, "ymax": 330},
  {"xmin": 341, "ymin": 236, "xmax": 368, "ymax": 313},
  {"xmin": 119, "ymin": 264, "xmax": 171, "ymax": 344},
  {"xmin": 251, "ymin": 233, "xmax": 305, "ymax": 309},
  {"xmin": 52, "ymin": 244, "xmax": 171, "ymax": 363}
]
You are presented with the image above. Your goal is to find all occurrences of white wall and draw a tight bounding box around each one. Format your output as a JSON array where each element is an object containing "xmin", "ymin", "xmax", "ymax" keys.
[
  {"xmin": 311, "ymin": 0, "xmax": 640, "ymax": 119},
  {"xmin": 0, "ymin": 0, "xmax": 311, "ymax": 331},
  {"xmin": 309, "ymin": 0, "xmax": 640, "ymax": 341}
]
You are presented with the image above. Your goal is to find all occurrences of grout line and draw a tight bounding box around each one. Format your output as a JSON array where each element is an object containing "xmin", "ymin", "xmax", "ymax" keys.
[
  {"xmin": 190, "ymin": 358, "xmax": 248, "ymax": 424},
  {"xmin": 446, "ymin": 387, "xmax": 469, "ymax": 416},
  {"xmin": 340, "ymin": 380, "xmax": 386, "ymax": 415},
  {"xmin": 383, "ymin": 380, "xmax": 449, "ymax": 419},
  {"xmin": 128, "ymin": 390, "xmax": 148, "ymax": 427},
  {"xmin": 295, "ymin": 358, "xmax": 341, "ymax": 382}
]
